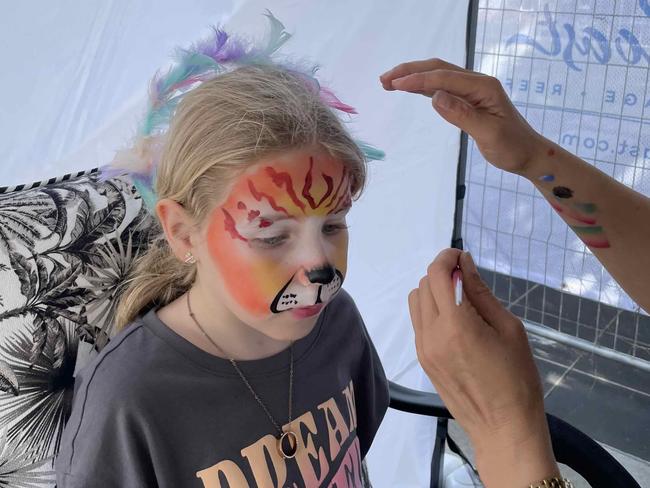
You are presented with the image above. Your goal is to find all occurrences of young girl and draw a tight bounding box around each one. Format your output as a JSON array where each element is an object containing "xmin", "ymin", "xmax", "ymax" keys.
[{"xmin": 55, "ymin": 13, "xmax": 389, "ymax": 488}]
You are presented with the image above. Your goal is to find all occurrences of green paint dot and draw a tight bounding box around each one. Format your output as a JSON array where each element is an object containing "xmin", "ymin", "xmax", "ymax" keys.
[{"xmin": 573, "ymin": 202, "xmax": 597, "ymax": 214}]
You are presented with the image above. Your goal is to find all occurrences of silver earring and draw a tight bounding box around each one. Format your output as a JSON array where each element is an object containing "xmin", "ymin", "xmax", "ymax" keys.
[{"xmin": 183, "ymin": 251, "xmax": 197, "ymax": 264}]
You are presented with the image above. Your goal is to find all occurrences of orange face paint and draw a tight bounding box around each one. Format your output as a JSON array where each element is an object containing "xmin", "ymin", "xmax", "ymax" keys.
[{"xmin": 205, "ymin": 149, "xmax": 351, "ymax": 318}]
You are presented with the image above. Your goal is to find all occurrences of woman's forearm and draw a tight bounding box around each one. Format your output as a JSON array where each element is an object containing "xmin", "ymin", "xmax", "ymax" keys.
[
  {"xmin": 472, "ymin": 411, "xmax": 560, "ymax": 488},
  {"xmin": 475, "ymin": 437, "xmax": 560, "ymax": 488},
  {"xmin": 522, "ymin": 135, "xmax": 650, "ymax": 312}
]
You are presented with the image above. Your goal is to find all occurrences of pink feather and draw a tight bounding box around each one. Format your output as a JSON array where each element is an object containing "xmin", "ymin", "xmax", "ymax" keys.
[{"xmin": 319, "ymin": 86, "xmax": 357, "ymax": 114}]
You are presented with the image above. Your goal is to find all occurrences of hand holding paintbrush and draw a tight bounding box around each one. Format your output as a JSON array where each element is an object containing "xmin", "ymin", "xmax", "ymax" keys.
[{"xmin": 407, "ymin": 249, "xmax": 558, "ymax": 488}]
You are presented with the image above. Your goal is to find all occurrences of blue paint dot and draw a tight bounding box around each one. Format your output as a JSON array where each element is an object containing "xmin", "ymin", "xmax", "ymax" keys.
[{"xmin": 539, "ymin": 174, "xmax": 555, "ymax": 182}]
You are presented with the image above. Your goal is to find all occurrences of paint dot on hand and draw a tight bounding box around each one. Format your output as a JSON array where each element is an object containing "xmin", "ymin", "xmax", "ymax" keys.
[
  {"xmin": 553, "ymin": 186, "xmax": 573, "ymax": 198},
  {"xmin": 548, "ymin": 148, "xmax": 555, "ymax": 156}
]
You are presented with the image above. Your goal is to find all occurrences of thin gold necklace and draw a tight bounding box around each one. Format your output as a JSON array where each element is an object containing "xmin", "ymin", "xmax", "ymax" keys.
[{"xmin": 185, "ymin": 291, "xmax": 298, "ymax": 459}]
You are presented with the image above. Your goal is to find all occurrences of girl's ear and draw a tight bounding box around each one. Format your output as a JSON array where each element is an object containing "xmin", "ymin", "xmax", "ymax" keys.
[{"xmin": 155, "ymin": 198, "xmax": 197, "ymax": 261}]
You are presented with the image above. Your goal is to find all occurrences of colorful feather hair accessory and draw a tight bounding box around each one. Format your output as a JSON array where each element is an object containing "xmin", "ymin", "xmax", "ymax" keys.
[{"xmin": 98, "ymin": 10, "xmax": 384, "ymax": 213}]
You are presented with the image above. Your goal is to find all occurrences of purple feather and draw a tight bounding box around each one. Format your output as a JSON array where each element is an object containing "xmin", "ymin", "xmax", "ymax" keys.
[
  {"xmin": 97, "ymin": 165, "xmax": 127, "ymax": 182},
  {"xmin": 216, "ymin": 39, "xmax": 248, "ymax": 62},
  {"xmin": 195, "ymin": 26, "xmax": 228, "ymax": 59},
  {"xmin": 191, "ymin": 26, "xmax": 249, "ymax": 64}
]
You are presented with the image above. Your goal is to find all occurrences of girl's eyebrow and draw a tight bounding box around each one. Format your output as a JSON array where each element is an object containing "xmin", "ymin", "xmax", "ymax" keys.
[
  {"xmin": 241, "ymin": 213, "xmax": 296, "ymax": 229},
  {"xmin": 258, "ymin": 214, "xmax": 297, "ymax": 223},
  {"xmin": 243, "ymin": 204, "xmax": 352, "ymax": 228}
]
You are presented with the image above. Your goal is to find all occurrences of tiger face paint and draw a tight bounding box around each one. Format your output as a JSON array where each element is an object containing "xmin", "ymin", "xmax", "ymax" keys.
[{"xmin": 205, "ymin": 148, "xmax": 351, "ymax": 320}]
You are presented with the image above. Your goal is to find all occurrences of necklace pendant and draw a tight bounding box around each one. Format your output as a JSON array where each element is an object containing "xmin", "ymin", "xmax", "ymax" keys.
[{"xmin": 278, "ymin": 431, "xmax": 298, "ymax": 459}]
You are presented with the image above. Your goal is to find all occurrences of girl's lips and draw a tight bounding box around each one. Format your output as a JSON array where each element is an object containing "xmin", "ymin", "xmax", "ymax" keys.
[{"xmin": 290, "ymin": 303, "xmax": 323, "ymax": 319}]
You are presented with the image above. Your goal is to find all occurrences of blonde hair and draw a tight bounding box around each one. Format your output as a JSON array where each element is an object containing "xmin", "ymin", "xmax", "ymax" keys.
[{"xmin": 114, "ymin": 64, "xmax": 368, "ymax": 330}]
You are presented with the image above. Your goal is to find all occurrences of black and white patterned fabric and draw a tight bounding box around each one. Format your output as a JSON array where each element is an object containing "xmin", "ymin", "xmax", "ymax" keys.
[{"xmin": 0, "ymin": 170, "xmax": 156, "ymax": 486}]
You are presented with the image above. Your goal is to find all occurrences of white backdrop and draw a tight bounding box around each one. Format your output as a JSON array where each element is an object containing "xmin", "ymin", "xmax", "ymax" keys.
[{"xmin": 0, "ymin": 1, "xmax": 467, "ymax": 486}]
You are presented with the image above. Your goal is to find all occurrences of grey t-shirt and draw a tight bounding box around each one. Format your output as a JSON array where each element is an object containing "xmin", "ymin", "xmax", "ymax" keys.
[{"xmin": 55, "ymin": 288, "xmax": 389, "ymax": 488}]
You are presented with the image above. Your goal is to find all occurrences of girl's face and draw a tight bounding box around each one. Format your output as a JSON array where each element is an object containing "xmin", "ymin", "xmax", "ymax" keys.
[{"xmin": 199, "ymin": 147, "xmax": 352, "ymax": 339}]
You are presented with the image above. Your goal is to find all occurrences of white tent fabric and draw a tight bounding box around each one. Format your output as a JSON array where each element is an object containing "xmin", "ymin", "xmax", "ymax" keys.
[
  {"xmin": 465, "ymin": 0, "xmax": 650, "ymax": 314},
  {"xmin": 1, "ymin": 1, "xmax": 468, "ymax": 486}
]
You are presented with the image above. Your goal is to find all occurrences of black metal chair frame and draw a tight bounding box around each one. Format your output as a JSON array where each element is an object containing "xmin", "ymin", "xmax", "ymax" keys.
[{"xmin": 389, "ymin": 382, "xmax": 641, "ymax": 487}]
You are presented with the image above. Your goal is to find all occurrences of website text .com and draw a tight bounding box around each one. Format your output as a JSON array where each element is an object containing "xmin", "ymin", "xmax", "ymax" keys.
[{"xmin": 559, "ymin": 133, "xmax": 650, "ymax": 161}]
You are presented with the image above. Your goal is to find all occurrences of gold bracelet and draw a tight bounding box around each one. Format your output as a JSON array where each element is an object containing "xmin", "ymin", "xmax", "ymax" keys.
[{"xmin": 528, "ymin": 477, "xmax": 574, "ymax": 488}]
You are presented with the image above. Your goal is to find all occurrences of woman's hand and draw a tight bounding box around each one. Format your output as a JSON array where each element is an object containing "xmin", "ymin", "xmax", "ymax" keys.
[
  {"xmin": 380, "ymin": 58, "xmax": 545, "ymax": 176},
  {"xmin": 383, "ymin": 57, "xmax": 650, "ymax": 313},
  {"xmin": 408, "ymin": 248, "xmax": 559, "ymax": 487}
]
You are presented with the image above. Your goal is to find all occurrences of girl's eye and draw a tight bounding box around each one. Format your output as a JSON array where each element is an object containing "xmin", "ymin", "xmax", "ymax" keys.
[
  {"xmin": 253, "ymin": 235, "xmax": 288, "ymax": 248},
  {"xmin": 252, "ymin": 224, "xmax": 348, "ymax": 249},
  {"xmin": 323, "ymin": 223, "xmax": 349, "ymax": 235}
]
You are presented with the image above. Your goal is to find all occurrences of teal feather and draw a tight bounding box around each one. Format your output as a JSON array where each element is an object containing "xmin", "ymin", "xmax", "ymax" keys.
[
  {"xmin": 261, "ymin": 10, "xmax": 292, "ymax": 56},
  {"xmin": 356, "ymin": 140, "xmax": 386, "ymax": 161},
  {"xmin": 133, "ymin": 179, "xmax": 158, "ymax": 214},
  {"xmin": 174, "ymin": 51, "xmax": 221, "ymax": 72}
]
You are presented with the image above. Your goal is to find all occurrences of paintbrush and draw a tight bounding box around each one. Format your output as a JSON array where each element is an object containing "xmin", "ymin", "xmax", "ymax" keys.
[{"xmin": 452, "ymin": 258, "xmax": 463, "ymax": 306}]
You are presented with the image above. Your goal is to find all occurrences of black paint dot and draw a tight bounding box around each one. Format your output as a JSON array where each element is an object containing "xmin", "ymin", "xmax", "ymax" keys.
[{"xmin": 552, "ymin": 186, "xmax": 573, "ymax": 198}]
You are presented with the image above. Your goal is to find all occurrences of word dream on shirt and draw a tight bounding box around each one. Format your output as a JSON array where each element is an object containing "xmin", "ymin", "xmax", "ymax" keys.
[{"xmin": 196, "ymin": 380, "xmax": 363, "ymax": 488}]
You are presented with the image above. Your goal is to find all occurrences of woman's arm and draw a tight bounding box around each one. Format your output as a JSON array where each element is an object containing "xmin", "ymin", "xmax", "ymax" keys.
[
  {"xmin": 522, "ymin": 136, "xmax": 650, "ymax": 311},
  {"xmin": 380, "ymin": 58, "xmax": 650, "ymax": 312},
  {"xmin": 408, "ymin": 249, "xmax": 560, "ymax": 488}
]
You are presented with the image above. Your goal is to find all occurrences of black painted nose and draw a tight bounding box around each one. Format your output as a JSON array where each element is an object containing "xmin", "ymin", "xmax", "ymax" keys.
[{"xmin": 306, "ymin": 266, "xmax": 335, "ymax": 284}]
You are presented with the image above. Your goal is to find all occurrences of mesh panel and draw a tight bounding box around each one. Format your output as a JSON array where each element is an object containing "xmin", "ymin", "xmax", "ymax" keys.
[{"xmin": 464, "ymin": 0, "xmax": 650, "ymax": 361}]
